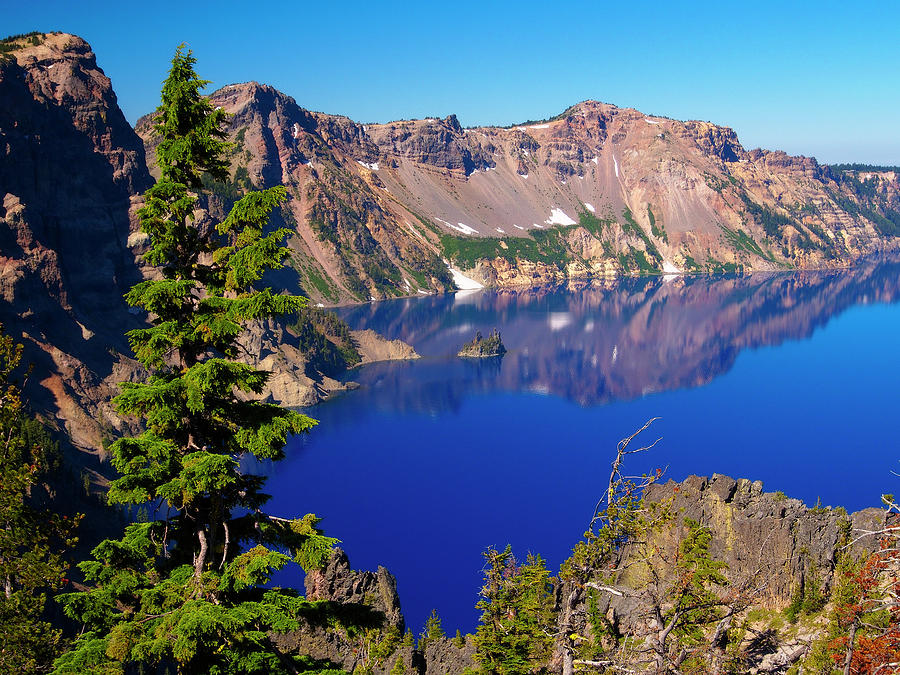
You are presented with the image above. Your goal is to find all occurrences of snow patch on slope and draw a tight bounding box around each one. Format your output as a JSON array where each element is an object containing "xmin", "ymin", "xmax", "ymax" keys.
[
  {"xmin": 437, "ymin": 218, "xmax": 479, "ymax": 235},
  {"xmin": 356, "ymin": 160, "xmax": 379, "ymax": 171},
  {"xmin": 662, "ymin": 259, "xmax": 681, "ymax": 275},
  {"xmin": 448, "ymin": 267, "xmax": 484, "ymax": 290},
  {"xmin": 584, "ymin": 203, "xmax": 596, "ymax": 213},
  {"xmin": 545, "ymin": 208, "xmax": 577, "ymax": 226}
]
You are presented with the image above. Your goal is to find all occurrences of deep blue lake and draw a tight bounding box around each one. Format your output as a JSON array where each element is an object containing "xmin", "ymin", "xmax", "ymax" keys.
[{"xmin": 261, "ymin": 258, "xmax": 900, "ymax": 637}]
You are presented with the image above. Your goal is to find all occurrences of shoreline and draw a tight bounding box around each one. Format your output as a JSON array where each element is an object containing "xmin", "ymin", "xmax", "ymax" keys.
[{"xmin": 320, "ymin": 251, "xmax": 898, "ymax": 309}]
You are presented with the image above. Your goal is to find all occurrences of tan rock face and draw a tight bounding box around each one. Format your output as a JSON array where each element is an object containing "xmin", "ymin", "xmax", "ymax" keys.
[
  {"xmin": 352, "ymin": 329, "xmax": 419, "ymax": 364},
  {"xmin": 641, "ymin": 474, "xmax": 884, "ymax": 608},
  {"xmin": 137, "ymin": 82, "xmax": 457, "ymax": 305},
  {"xmin": 1, "ymin": 34, "xmax": 151, "ymax": 314}
]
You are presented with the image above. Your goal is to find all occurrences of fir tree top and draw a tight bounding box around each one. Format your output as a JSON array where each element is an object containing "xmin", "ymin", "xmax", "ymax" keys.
[{"xmin": 154, "ymin": 44, "xmax": 230, "ymax": 188}]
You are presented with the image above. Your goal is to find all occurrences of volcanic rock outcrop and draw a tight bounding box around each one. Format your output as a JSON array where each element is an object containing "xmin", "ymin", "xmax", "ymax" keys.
[
  {"xmin": 137, "ymin": 81, "xmax": 457, "ymax": 305},
  {"xmin": 0, "ymin": 32, "xmax": 152, "ymax": 453}
]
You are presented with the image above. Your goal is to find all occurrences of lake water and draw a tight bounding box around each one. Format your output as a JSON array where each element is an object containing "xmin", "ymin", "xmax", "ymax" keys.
[{"xmin": 261, "ymin": 258, "xmax": 900, "ymax": 636}]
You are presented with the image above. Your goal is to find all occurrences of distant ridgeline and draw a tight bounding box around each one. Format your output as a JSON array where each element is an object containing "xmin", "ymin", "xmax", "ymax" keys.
[
  {"xmin": 829, "ymin": 163, "xmax": 900, "ymax": 173},
  {"xmin": 156, "ymin": 83, "xmax": 900, "ymax": 296},
  {"xmin": 0, "ymin": 30, "xmax": 47, "ymax": 55},
  {"xmin": 127, "ymin": 37, "xmax": 900, "ymax": 300},
  {"xmin": 827, "ymin": 164, "xmax": 900, "ymax": 237}
]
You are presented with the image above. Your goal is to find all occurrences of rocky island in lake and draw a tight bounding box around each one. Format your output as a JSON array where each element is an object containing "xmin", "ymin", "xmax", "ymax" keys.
[{"xmin": 458, "ymin": 329, "xmax": 507, "ymax": 357}]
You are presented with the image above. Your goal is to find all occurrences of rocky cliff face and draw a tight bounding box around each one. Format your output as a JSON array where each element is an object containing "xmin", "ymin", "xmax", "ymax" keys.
[
  {"xmin": 641, "ymin": 475, "xmax": 883, "ymax": 608},
  {"xmin": 547, "ymin": 475, "xmax": 886, "ymax": 674},
  {"xmin": 0, "ymin": 32, "xmax": 152, "ymax": 453},
  {"xmin": 0, "ymin": 33, "xmax": 150, "ymax": 317},
  {"xmin": 271, "ymin": 548, "xmax": 414, "ymax": 674},
  {"xmin": 366, "ymin": 100, "xmax": 898, "ymax": 282},
  {"xmin": 137, "ymin": 82, "xmax": 457, "ymax": 306}
]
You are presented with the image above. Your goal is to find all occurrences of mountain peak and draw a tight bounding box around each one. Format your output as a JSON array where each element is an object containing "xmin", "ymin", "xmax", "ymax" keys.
[
  {"xmin": 552, "ymin": 99, "xmax": 619, "ymax": 119},
  {"xmin": 2, "ymin": 32, "xmax": 94, "ymax": 65},
  {"xmin": 211, "ymin": 81, "xmax": 302, "ymax": 115},
  {"xmin": 215, "ymin": 80, "xmax": 272, "ymax": 95}
]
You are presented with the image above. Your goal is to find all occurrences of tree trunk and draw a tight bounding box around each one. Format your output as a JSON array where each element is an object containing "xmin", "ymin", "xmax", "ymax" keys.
[
  {"xmin": 843, "ymin": 618, "xmax": 858, "ymax": 675},
  {"xmin": 220, "ymin": 520, "xmax": 231, "ymax": 570},
  {"xmin": 558, "ymin": 584, "xmax": 581, "ymax": 675},
  {"xmin": 709, "ymin": 608, "xmax": 734, "ymax": 674},
  {"xmin": 194, "ymin": 527, "xmax": 208, "ymax": 582},
  {"xmin": 650, "ymin": 608, "xmax": 678, "ymax": 674},
  {"xmin": 208, "ymin": 493, "xmax": 222, "ymax": 569}
]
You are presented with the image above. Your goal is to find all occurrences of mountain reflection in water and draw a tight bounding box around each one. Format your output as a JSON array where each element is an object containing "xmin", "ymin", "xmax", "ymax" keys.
[
  {"xmin": 336, "ymin": 259, "xmax": 900, "ymax": 411},
  {"xmin": 262, "ymin": 257, "xmax": 900, "ymax": 639}
]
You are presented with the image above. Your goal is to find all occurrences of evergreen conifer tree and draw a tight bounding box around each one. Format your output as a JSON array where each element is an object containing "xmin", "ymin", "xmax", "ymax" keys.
[
  {"xmin": 418, "ymin": 609, "xmax": 445, "ymax": 651},
  {"xmin": 0, "ymin": 326, "xmax": 78, "ymax": 674},
  {"xmin": 54, "ymin": 46, "xmax": 338, "ymax": 674},
  {"xmin": 472, "ymin": 546, "xmax": 555, "ymax": 674}
]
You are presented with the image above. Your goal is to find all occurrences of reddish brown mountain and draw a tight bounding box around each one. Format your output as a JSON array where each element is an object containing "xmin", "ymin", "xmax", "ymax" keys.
[{"xmin": 152, "ymin": 82, "xmax": 900, "ymax": 304}]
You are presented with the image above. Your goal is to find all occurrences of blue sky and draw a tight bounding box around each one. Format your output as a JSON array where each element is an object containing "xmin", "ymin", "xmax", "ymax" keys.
[{"xmin": 5, "ymin": 0, "xmax": 898, "ymax": 164}]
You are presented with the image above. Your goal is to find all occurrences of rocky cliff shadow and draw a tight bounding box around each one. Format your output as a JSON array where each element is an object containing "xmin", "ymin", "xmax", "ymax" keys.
[
  {"xmin": 0, "ymin": 54, "xmax": 150, "ymax": 452},
  {"xmin": 298, "ymin": 600, "xmax": 386, "ymax": 631},
  {"xmin": 745, "ymin": 628, "xmax": 781, "ymax": 661}
]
